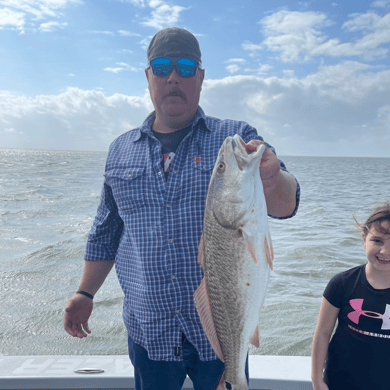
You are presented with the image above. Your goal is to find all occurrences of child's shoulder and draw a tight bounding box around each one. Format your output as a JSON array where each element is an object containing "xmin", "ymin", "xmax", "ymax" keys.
[
  {"xmin": 330, "ymin": 264, "xmax": 365, "ymax": 283},
  {"xmin": 324, "ymin": 264, "xmax": 365, "ymax": 307}
]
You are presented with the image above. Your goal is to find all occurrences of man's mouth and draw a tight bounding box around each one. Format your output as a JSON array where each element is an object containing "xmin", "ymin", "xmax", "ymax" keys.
[{"xmin": 166, "ymin": 91, "xmax": 186, "ymax": 101}]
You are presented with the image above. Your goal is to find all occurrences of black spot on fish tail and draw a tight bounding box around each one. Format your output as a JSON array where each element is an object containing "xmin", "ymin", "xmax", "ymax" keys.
[{"xmin": 225, "ymin": 382, "xmax": 232, "ymax": 390}]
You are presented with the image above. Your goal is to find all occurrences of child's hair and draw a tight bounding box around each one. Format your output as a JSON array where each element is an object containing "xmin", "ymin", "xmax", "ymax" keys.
[{"xmin": 354, "ymin": 202, "xmax": 390, "ymax": 237}]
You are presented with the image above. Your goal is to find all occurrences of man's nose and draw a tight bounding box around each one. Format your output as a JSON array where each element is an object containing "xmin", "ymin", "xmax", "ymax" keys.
[{"xmin": 167, "ymin": 68, "xmax": 181, "ymax": 83}]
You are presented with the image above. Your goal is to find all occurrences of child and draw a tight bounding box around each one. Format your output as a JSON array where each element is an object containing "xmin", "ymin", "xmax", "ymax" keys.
[{"xmin": 311, "ymin": 203, "xmax": 390, "ymax": 390}]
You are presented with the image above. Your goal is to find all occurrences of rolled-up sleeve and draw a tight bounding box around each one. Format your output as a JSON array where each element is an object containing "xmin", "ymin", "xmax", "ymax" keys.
[{"xmin": 84, "ymin": 181, "xmax": 124, "ymax": 261}]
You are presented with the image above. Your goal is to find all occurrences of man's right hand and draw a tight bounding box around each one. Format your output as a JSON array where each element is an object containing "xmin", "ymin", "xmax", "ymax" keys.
[{"xmin": 64, "ymin": 294, "xmax": 93, "ymax": 338}]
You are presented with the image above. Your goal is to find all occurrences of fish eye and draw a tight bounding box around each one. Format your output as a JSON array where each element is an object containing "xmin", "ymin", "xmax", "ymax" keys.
[{"xmin": 217, "ymin": 162, "xmax": 225, "ymax": 171}]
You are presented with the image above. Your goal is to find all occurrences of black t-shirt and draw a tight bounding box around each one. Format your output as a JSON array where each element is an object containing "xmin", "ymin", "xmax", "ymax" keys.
[
  {"xmin": 323, "ymin": 264, "xmax": 390, "ymax": 390},
  {"xmin": 152, "ymin": 126, "xmax": 192, "ymax": 180}
]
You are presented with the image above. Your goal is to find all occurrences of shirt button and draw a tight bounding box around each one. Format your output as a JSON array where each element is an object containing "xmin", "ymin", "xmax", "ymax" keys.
[
  {"xmin": 169, "ymin": 239, "xmax": 173, "ymax": 244},
  {"xmin": 171, "ymin": 275, "xmax": 175, "ymax": 279},
  {"xmin": 128, "ymin": 174, "xmax": 132, "ymax": 178},
  {"xmin": 167, "ymin": 204, "xmax": 171, "ymax": 208},
  {"xmin": 158, "ymin": 171, "xmax": 162, "ymax": 175},
  {"xmin": 173, "ymin": 171, "xmax": 177, "ymax": 174},
  {"xmin": 176, "ymin": 310, "xmax": 180, "ymax": 314},
  {"xmin": 203, "ymin": 165, "xmax": 206, "ymax": 169}
]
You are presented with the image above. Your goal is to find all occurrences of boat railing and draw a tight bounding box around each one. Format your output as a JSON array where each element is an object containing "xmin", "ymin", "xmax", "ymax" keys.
[{"xmin": 0, "ymin": 355, "xmax": 313, "ymax": 390}]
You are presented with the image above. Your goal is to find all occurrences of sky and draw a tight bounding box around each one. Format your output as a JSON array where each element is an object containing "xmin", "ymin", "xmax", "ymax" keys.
[{"xmin": 1, "ymin": 0, "xmax": 390, "ymax": 157}]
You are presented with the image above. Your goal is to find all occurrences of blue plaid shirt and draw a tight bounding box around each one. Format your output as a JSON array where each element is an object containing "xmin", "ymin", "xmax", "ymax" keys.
[{"xmin": 85, "ymin": 106, "xmax": 300, "ymax": 361}]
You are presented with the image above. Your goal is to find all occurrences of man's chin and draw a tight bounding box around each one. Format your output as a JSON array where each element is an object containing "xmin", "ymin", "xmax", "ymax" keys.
[{"xmin": 163, "ymin": 104, "xmax": 187, "ymax": 117}]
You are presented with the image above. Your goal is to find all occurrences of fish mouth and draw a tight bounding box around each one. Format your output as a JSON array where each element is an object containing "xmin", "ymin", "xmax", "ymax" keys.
[{"xmin": 231, "ymin": 137, "xmax": 249, "ymax": 171}]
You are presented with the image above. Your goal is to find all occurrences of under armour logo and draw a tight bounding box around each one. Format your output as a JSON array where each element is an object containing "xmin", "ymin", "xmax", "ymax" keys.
[{"xmin": 348, "ymin": 299, "xmax": 390, "ymax": 330}]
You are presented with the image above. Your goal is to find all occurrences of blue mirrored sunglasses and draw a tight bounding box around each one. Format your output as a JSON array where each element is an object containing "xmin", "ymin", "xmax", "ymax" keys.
[{"xmin": 149, "ymin": 57, "xmax": 202, "ymax": 78}]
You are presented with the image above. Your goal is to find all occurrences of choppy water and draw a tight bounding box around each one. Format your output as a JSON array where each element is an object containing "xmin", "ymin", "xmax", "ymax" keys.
[{"xmin": 1, "ymin": 149, "xmax": 389, "ymax": 356}]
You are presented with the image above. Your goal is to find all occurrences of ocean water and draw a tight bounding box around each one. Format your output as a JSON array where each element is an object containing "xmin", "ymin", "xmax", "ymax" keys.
[{"xmin": 1, "ymin": 149, "xmax": 389, "ymax": 357}]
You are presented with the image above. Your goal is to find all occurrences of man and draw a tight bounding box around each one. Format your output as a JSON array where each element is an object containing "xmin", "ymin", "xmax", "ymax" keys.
[{"xmin": 64, "ymin": 27, "xmax": 300, "ymax": 390}]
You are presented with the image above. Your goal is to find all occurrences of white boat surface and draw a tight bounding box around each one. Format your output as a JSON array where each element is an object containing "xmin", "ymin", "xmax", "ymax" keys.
[{"xmin": 0, "ymin": 355, "xmax": 313, "ymax": 389}]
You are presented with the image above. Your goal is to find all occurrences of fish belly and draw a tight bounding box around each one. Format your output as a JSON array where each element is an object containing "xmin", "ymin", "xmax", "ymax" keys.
[{"xmin": 202, "ymin": 216, "xmax": 269, "ymax": 388}]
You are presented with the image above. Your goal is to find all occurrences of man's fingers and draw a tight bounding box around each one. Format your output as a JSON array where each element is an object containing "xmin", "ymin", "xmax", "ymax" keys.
[
  {"xmin": 82, "ymin": 322, "xmax": 91, "ymax": 334},
  {"xmin": 244, "ymin": 139, "xmax": 263, "ymax": 154},
  {"xmin": 73, "ymin": 323, "xmax": 87, "ymax": 338}
]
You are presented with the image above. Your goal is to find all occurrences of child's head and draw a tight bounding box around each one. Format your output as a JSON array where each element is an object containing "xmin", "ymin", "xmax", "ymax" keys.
[
  {"xmin": 356, "ymin": 202, "xmax": 390, "ymax": 238},
  {"xmin": 355, "ymin": 202, "xmax": 390, "ymax": 270}
]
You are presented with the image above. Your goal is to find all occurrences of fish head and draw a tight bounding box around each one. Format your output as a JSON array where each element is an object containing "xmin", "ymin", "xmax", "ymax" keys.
[{"xmin": 206, "ymin": 134, "xmax": 266, "ymax": 229}]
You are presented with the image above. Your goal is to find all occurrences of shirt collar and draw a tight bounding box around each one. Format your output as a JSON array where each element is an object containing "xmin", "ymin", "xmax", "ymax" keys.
[{"xmin": 132, "ymin": 106, "xmax": 210, "ymax": 143}]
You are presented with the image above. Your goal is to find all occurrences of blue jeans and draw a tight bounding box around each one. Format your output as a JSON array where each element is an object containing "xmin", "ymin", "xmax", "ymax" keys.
[{"xmin": 128, "ymin": 333, "xmax": 249, "ymax": 390}]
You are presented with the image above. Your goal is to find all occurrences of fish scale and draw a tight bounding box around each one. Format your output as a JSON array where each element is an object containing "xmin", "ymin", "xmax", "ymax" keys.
[{"xmin": 195, "ymin": 134, "xmax": 273, "ymax": 390}]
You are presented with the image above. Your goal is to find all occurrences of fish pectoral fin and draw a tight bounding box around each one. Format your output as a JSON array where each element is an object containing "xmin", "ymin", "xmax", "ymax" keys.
[
  {"xmin": 241, "ymin": 228, "xmax": 258, "ymax": 265},
  {"xmin": 197, "ymin": 235, "xmax": 205, "ymax": 268},
  {"xmin": 194, "ymin": 278, "xmax": 225, "ymax": 362},
  {"xmin": 265, "ymin": 235, "xmax": 274, "ymax": 271},
  {"xmin": 250, "ymin": 325, "xmax": 260, "ymax": 348},
  {"xmin": 242, "ymin": 228, "xmax": 274, "ymax": 270}
]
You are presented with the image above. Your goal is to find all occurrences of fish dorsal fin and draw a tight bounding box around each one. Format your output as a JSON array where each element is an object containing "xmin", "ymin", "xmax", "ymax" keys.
[
  {"xmin": 194, "ymin": 278, "xmax": 225, "ymax": 362},
  {"xmin": 250, "ymin": 325, "xmax": 260, "ymax": 348}
]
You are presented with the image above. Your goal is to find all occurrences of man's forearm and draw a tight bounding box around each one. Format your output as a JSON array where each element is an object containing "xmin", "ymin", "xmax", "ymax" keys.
[
  {"xmin": 77, "ymin": 260, "xmax": 115, "ymax": 296},
  {"xmin": 265, "ymin": 170, "xmax": 297, "ymax": 218}
]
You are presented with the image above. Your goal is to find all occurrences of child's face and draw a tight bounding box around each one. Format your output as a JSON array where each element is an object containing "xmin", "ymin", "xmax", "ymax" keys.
[{"xmin": 363, "ymin": 220, "xmax": 390, "ymax": 273}]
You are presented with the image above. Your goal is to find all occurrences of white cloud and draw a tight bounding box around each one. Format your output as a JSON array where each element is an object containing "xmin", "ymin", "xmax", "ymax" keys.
[
  {"xmin": 200, "ymin": 62, "xmax": 390, "ymax": 156},
  {"xmin": 242, "ymin": 41, "xmax": 263, "ymax": 53},
  {"xmin": 282, "ymin": 70, "xmax": 295, "ymax": 78},
  {"xmin": 1, "ymin": 62, "xmax": 390, "ymax": 157},
  {"xmin": 226, "ymin": 58, "xmax": 246, "ymax": 63},
  {"xmin": 68, "ymin": 73, "xmax": 75, "ymax": 77},
  {"xmin": 104, "ymin": 67, "xmax": 125, "ymax": 73},
  {"xmin": 0, "ymin": 7, "xmax": 25, "ymax": 31},
  {"xmin": 0, "ymin": 87, "xmax": 152, "ymax": 150},
  {"xmin": 118, "ymin": 30, "xmax": 141, "ymax": 36},
  {"xmin": 0, "ymin": 0, "xmax": 81, "ymax": 35},
  {"xmin": 226, "ymin": 64, "xmax": 240, "ymax": 74},
  {"xmin": 142, "ymin": 0, "xmax": 187, "ymax": 29},
  {"xmin": 91, "ymin": 30, "xmax": 114, "ymax": 35},
  {"xmin": 120, "ymin": 0, "xmax": 145, "ymax": 6},
  {"xmin": 245, "ymin": 9, "xmax": 390, "ymax": 62},
  {"xmin": 0, "ymin": 0, "xmax": 82, "ymax": 20},
  {"xmin": 39, "ymin": 21, "xmax": 67, "ymax": 32},
  {"xmin": 116, "ymin": 62, "xmax": 140, "ymax": 71},
  {"xmin": 372, "ymin": 0, "xmax": 390, "ymax": 7}
]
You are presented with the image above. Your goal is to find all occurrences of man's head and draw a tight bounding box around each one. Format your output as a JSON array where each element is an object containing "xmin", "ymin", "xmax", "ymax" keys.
[{"xmin": 145, "ymin": 27, "xmax": 205, "ymax": 132}]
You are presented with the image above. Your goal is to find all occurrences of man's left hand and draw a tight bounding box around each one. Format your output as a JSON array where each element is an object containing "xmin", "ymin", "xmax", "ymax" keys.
[{"xmin": 244, "ymin": 140, "xmax": 280, "ymax": 195}]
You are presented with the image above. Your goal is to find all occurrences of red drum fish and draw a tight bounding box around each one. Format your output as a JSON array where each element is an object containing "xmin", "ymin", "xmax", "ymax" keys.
[{"xmin": 195, "ymin": 134, "xmax": 274, "ymax": 390}]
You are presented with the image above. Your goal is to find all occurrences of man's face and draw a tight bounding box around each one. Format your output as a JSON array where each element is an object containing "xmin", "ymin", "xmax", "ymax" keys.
[{"xmin": 145, "ymin": 59, "xmax": 205, "ymax": 130}]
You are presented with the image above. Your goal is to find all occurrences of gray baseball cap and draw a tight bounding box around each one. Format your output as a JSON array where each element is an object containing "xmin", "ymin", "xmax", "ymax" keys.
[{"xmin": 147, "ymin": 27, "xmax": 202, "ymax": 65}]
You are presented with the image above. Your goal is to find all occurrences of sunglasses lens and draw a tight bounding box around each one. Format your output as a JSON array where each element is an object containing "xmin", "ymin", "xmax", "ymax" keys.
[
  {"xmin": 176, "ymin": 58, "xmax": 197, "ymax": 77},
  {"xmin": 152, "ymin": 58, "xmax": 172, "ymax": 77},
  {"xmin": 150, "ymin": 58, "xmax": 198, "ymax": 77}
]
